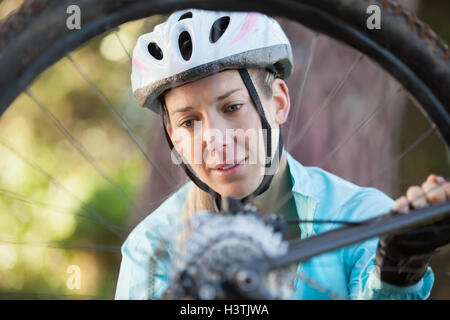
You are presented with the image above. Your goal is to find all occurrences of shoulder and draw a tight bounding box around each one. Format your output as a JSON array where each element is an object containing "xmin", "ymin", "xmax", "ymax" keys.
[
  {"xmin": 307, "ymin": 166, "xmax": 394, "ymax": 223},
  {"xmin": 121, "ymin": 182, "xmax": 192, "ymax": 262},
  {"xmin": 286, "ymin": 153, "xmax": 393, "ymax": 225}
]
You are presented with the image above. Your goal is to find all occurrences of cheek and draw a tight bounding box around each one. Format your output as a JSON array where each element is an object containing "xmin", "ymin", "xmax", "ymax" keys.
[
  {"xmin": 248, "ymin": 118, "xmax": 265, "ymax": 156},
  {"xmin": 171, "ymin": 128, "xmax": 196, "ymax": 159},
  {"xmin": 228, "ymin": 112, "xmax": 266, "ymax": 160}
]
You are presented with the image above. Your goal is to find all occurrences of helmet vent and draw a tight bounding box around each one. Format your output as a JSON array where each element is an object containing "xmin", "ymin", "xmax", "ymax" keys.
[
  {"xmin": 178, "ymin": 11, "xmax": 192, "ymax": 21},
  {"xmin": 147, "ymin": 42, "xmax": 163, "ymax": 60},
  {"xmin": 209, "ymin": 16, "xmax": 230, "ymax": 43},
  {"xmin": 178, "ymin": 31, "xmax": 193, "ymax": 61}
]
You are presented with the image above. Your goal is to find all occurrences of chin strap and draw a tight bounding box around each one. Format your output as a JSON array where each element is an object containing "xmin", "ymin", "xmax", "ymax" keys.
[
  {"xmin": 160, "ymin": 68, "xmax": 283, "ymax": 212},
  {"xmin": 237, "ymin": 69, "xmax": 284, "ymax": 204}
]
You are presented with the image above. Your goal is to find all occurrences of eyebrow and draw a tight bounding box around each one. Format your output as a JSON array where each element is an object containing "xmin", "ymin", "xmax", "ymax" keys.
[
  {"xmin": 215, "ymin": 88, "xmax": 242, "ymax": 102},
  {"xmin": 172, "ymin": 106, "xmax": 195, "ymax": 116},
  {"xmin": 171, "ymin": 88, "xmax": 242, "ymax": 116}
]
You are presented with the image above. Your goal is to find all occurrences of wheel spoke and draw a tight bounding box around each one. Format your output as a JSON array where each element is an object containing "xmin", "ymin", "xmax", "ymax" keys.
[
  {"xmin": 283, "ymin": 218, "xmax": 361, "ymax": 226},
  {"xmin": 0, "ymin": 187, "xmax": 104, "ymax": 224},
  {"xmin": 25, "ymin": 89, "xmax": 142, "ymax": 217},
  {"xmin": 0, "ymin": 238, "xmax": 120, "ymax": 252},
  {"xmin": 0, "ymin": 137, "xmax": 126, "ymax": 238},
  {"xmin": 66, "ymin": 54, "xmax": 178, "ymax": 189},
  {"xmin": 114, "ymin": 27, "xmax": 132, "ymax": 61},
  {"xmin": 318, "ymin": 87, "xmax": 403, "ymax": 168},
  {"xmin": 286, "ymin": 33, "xmax": 319, "ymax": 150},
  {"xmin": 367, "ymin": 125, "xmax": 437, "ymax": 187},
  {"xmin": 295, "ymin": 271, "xmax": 346, "ymax": 300},
  {"xmin": 287, "ymin": 52, "xmax": 364, "ymax": 152}
]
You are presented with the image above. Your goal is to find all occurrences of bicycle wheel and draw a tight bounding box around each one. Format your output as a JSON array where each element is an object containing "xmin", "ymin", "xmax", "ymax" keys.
[{"xmin": 0, "ymin": 0, "xmax": 449, "ymax": 299}]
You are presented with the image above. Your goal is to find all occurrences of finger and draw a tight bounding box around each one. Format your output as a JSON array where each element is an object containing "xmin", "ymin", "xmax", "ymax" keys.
[
  {"xmin": 393, "ymin": 195, "xmax": 410, "ymax": 213},
  {"xmin": 426, "ymin": 174, "xmax": 439, "ymax": 184},
  {"xmin": 442, "ymin": 181, "xmax": 450, "ymax": 199},
  {"xmin": 422, "ymin": 181, "xmax": 446, "ymax": 205},
  {"xmin": 406, "ymin": 185, "xmax": 428, "ymax": 209},
  {"xmin": 436, "ymin": 176, "xmax": 446, "ymax": 184}
]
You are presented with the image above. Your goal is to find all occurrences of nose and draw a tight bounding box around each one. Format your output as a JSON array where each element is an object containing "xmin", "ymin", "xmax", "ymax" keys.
[
  {"xmin": 202, "ymin": 115, "xmax": 232, "ymax": 154},
  {"xmin": 204, "ymin": 129, "xmax": 227, "ymax": 153},
  {"xmin": 205, "ymin": 135, "xmax": 221, "ymax": 152}
]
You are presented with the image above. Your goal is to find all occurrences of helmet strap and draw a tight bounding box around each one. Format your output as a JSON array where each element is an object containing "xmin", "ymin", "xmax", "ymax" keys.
[{"xmin": 237, "ymin": 68, "xmax": 283, "ymax": 203}]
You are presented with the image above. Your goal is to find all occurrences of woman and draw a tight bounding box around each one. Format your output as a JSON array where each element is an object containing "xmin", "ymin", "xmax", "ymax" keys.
[{"xmin": 115, "ymin": 9, "xmax": 450, "ymax": 300}]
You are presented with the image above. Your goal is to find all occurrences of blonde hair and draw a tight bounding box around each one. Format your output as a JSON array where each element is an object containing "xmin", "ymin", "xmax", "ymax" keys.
[
  {"xmin": 177, "ymin": 184, "xmax": 216, "ymax": 247},
  {"xmin": 183, "ymin": 184, "xmax": 217, "ymax": 219}
]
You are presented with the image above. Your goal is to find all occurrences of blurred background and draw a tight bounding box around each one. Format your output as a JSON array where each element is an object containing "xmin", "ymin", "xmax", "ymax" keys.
[{"xmin": 0, "ymin": 0, "xmax": 448, "ymax": 299}]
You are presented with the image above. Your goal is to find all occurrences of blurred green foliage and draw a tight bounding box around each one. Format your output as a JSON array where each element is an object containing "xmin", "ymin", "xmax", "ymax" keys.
[
  {"xmin": 0, "ymin": 13, "xmax": 165, "ymax": 298},
  {"xmin": 418, "ymin": 0, "xmax": 450, "ymax": 44},
  {"xmin": 0, "ymin": 1, "xmax": 448, "ymax": 300}
]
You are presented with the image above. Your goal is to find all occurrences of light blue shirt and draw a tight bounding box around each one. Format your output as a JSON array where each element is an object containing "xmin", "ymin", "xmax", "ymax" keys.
[{"xmin": 115, "ymin": 152, "xmax": 434, "ymax": 300}]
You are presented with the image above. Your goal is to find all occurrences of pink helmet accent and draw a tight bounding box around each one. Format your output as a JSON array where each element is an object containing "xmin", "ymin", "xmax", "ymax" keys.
[{"xmin": 231, "ymin": 12, "xmax": 260, "ymax": 44}]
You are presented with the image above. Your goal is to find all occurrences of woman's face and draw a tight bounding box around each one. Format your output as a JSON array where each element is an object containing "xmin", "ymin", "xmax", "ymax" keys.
[{"xmin": 164, "ymin": 69, "xmax": 290, "ymax": 199}]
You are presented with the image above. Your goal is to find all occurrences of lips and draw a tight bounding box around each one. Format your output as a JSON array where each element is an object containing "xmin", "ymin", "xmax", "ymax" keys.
[{"xmin": 212, "ymin": 158, "xmax": 246, "ymax": 171}]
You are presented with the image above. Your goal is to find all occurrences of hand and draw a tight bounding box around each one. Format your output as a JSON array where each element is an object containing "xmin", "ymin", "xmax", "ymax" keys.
[
  {"xmin": 375, "ymin": 174, "xmax": 450, "ymax": 287},
  {"xmin": 393, "ymin": 174, "xmax": 450, "ymax": 213}
]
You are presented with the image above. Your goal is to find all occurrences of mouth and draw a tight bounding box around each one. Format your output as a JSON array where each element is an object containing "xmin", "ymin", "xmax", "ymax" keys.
[{"xmin": 211, "ymin": 157, "xmax": 247, "ymax": 175}]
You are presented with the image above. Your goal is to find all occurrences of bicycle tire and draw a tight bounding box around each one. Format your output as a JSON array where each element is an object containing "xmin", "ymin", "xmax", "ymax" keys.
[{"xmin": 0, "ymin": 0, "xmax": 449, "ymax": 299}]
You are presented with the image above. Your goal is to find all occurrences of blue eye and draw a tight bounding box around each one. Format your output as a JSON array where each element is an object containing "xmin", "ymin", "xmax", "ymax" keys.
[
  {"xmin": 226, "ymin": 104, "xmax": 242, "ymax": 113},
  {"xmin": 181, "ymin": 119, "xmax": 194, "ymax": 128}
]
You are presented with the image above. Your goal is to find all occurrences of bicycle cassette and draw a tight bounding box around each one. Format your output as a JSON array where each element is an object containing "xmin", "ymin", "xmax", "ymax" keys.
[{"xmin": 160, "ymin": 211, "xmax": 296, "ymax": 299}]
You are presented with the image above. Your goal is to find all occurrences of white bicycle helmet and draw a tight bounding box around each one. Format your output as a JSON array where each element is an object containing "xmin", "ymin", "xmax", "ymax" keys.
[{"xmin": 131, "ymin": 9, "xmax": 294, "ymax": 113}]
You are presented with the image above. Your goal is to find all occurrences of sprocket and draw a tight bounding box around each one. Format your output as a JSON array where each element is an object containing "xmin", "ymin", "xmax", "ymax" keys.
[{"xmin": 160, "ymin": 211, "xmax": 296, "ymax": 299}]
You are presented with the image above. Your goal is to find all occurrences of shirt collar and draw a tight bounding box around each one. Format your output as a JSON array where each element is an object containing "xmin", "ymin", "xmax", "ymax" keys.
[{"xmin": 285, "ymin": 151, "xmax": 319, "ymax": 200}]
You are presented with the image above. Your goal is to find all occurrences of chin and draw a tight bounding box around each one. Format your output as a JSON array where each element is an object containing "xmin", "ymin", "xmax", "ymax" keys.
[{"xmin": 217, "ymin": 183, "xmax": 257, "ymax": 200}]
